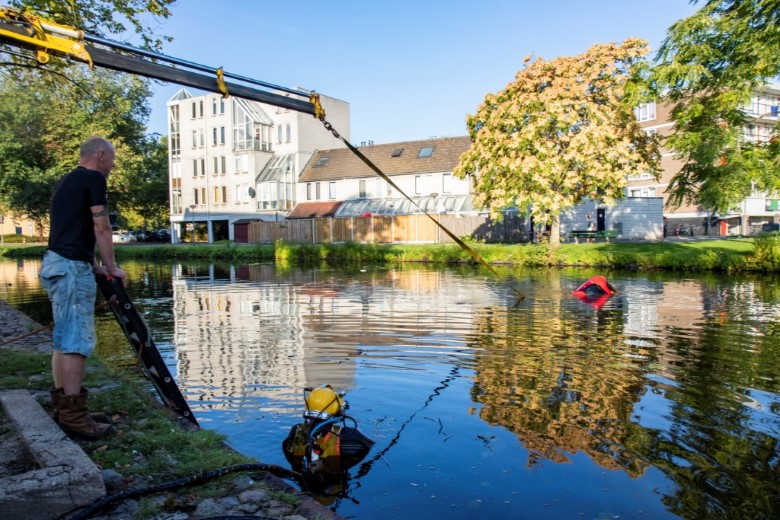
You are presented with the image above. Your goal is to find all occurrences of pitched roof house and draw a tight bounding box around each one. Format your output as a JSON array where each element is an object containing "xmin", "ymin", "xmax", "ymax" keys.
[{"xmin": 293, "ymin": 136, "xmax": 478, "ymax": 217}]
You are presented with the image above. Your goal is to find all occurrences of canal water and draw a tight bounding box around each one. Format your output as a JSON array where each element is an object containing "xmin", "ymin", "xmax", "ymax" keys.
[{"xmin": 1, "ymin": 258, "xmax": 778, "ymax": 519}]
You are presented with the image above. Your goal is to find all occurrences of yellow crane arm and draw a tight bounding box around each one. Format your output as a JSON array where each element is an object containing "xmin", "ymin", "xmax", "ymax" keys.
[
  {"xmin": 0, "ymin": 4, "xmax": 318, "ymax": 116},
  {"xmin": 0, "ymin": 6, "xmax": 91, "ymax": 65}
]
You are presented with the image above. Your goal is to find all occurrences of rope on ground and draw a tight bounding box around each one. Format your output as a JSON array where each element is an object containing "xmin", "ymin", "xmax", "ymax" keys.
[
  {"xmin": 318, "ymin": 117, "xmax": 525, "ymax": 302},
  {"xmin": 61, "ymin": 463, "xmax": 305, "ymax": 520},
  {"xmin": 0, "ymin": 299, "xmax": 113, "ymax": 349}
]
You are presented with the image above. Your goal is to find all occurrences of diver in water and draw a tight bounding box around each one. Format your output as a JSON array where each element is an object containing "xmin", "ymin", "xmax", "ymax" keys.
[
  {"xmin": 572, "ymin": 275, "xmax": 617, "ymax": 309},
  {"xmin": 282, "ymin": 385, "xmax": 374, "ymax": 505}
]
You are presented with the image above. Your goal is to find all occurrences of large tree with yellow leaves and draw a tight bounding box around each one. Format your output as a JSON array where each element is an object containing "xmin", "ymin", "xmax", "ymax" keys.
[{"xmin": 455, "ymin": 38, "xmax": 660, "ymax": 245}]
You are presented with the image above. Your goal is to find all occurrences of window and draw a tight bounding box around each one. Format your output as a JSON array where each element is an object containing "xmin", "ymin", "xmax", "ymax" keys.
[
  {"xmin": 169, "ymin": 105, "xmax": 180, "ymax": 157},
  {"xmin": 212, "ymin": 127, "xmax": 218, "ymax": 146},
  {"xmin": 635, "ymin": 102, "xmax": 656, "ymax": 122},
  {"xmin": 220, "ymin": 126, "xmax": 226, "ymax": 145},
  {"xmin": 235, "ymin": 156, "xmax": 241, "ymax": 174},
  {"xmin": 315, "ymin": 157, "xmax": 329, "ymax": 167},
  {"xmin": 442, "ymin": 173, "xmax": 453, "ymax": 194},
  {"xmin": 233, "ymin": 101, "xmax": 271, "ymax": 151},
  {"xmin": 193, "ymin": 188, "xmax": 199, "ymax": 205},
  {"xmin": 192, "ymin": 159, "xmax": 198, "ymax": 176},
  {"xmin": 415, "ymin": 175, "xmax": 422, "ymax": 194},
  {"xmin": 192, "ymin": 131, "xmax": 197, "ymax": 148},
  {"xmin": 200, "ymin": 158, "xmax": 205, "ymax": 177},
  {"xmin": 306, "ymin": 183, "xmax": 312, "ymax": 201},
  {"xmin": 170, "ymin": 134, "xmax": 180, "ymax": 157},
  {"xmin": 235, "ymin": 185, "xmax": 243, "ymax": 203},
  {"xmin": 316, "ymin": 182, "xmax": 321, "ymax": 200},
  {"xmin": 328, "ymin": 181, "xmax": 336, "ymax": 199},
  {"xmin": 200, "ymin": 187, "xmax": 206, "ymax": 205},
  {"xmin": 198, "ymin": 129, "xmax": 204, "ymax": 148},
  {"xmin": 198, "ymin": 100, "xmax": 204, "ymax": 118},
  {"xmin": 359, "ymin": 180, "xmax": 367, "ymax": 198},
  {"xmin": 212, "ymin": 98, "xmax": 217, "ymax": 115},
  {"xmin": 191, "ymin": 101, "xmax": 197, "ymax": 119},
  {"xmin": 171, "ymin": 188, "xmax": 182, "ymax": 214},
  {"xmin": 219, "ymin": 97, "xmax": 225, "ymax": 114},
  {"xmin": 221, "ymin": 156, "xmax": 226, "ymax": 174},
  {"xmin": 242, "ymin": 155, "xmax": 249, "ymax": 172},
  {"xmin": 213, "ymin": 157, "xmax": 218, "ymax": 175},
  {"xmin": 391, "ymin": 148, "xmax": 404, "ymax": 157},
  {"xmin": 418, "ymin": 146, "xmax": 434, "ymax": 158},
  {"xmin": 277, "ymin": 125, "xmax": 283, "ymax": 144},
  {"xmin": 630, "ymin": 187, "xmax": 656, "ymax": 198},
  {"xmin": 214, "ymin": 187, "xmax": 220, "ymax": 204},
  {"xmin": 285, "ymin": 124, "xmax": 291, "ymax": 143},
  {"xmin": 222, "ymin": 186, "xmax": 227, "ymax": 204}
]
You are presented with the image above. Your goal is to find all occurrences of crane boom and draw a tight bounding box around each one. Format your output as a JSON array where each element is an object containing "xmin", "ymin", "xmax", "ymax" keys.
[{"xmin": 0, "ymin": 5, "xmax": 320, "ymax": 116}]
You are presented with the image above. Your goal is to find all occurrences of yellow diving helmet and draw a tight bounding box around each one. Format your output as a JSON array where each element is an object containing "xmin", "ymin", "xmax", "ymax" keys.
[{"xmin": 304, "ymin": 385, "xmax": 344, "ymax": 420}]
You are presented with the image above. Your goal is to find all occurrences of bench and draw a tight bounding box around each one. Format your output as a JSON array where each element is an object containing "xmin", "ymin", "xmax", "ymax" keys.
[{"xmin": 567, "ymin": 229, "xmax": 618, "ymax": 243}]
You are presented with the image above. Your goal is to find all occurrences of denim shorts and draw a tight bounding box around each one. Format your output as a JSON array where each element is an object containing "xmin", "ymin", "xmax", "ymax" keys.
[{"xmin": 39, "ymin": 250, "xmax": 97, "ymax": 357}]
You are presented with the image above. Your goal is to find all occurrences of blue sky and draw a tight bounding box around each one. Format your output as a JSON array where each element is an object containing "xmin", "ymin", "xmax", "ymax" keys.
[{"xmin": 143, "ymin": 0, "xmax": 699, "ymax": 145}]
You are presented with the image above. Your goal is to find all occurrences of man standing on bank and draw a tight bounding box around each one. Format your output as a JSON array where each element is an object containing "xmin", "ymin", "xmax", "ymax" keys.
[{"xmin": 40, "ymin": 136, "xmax": 126, "ymax": 440}]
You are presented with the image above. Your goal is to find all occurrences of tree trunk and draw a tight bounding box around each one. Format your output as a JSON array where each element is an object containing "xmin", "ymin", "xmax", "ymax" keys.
[{"xmin": 550, "ymin": 216, "xmax": 561, "ymax": 246}]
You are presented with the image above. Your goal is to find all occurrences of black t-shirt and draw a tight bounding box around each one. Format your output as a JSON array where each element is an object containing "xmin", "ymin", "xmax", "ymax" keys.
[{"xmin": 47, "ymin": 166, "xmax": 108, "ymax": 263}]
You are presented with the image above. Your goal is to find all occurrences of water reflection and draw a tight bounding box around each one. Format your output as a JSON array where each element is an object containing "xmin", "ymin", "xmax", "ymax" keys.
[{"xmin": 1, "ymin": 258, "xmax": 778, "ymax": 519}]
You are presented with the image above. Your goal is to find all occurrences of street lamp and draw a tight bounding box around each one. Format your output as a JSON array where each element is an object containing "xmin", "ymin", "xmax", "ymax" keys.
[{"xmin": 189, "ymin": 204, "xmax": 196, "ymax": 243}]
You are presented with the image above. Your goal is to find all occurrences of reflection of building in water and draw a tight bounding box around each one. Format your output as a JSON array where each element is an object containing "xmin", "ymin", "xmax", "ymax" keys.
[
  {"xmin": 0, "ymin": 257, "xmax": 41, "ymax": 293},
  {"xmin": 171, "ymin": 265, "xmax": 479, "ymax": 410}
]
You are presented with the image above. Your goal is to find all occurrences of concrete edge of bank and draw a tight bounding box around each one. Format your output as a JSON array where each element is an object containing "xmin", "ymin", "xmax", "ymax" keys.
[{"xmin": 0, "ymin": 389, "xmax": 104, "ymax": 520}]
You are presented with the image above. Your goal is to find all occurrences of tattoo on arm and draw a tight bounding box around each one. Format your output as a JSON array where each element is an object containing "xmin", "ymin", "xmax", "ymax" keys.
[{"xmin": 92, "ymin": 207, "xmax": 108, "ymax": 217}]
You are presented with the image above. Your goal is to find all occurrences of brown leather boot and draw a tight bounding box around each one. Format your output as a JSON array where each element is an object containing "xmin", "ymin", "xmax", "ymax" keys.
[
  {"xmin": 50, "ymin": 387, "xmax": 110, "ymax": 424},
  {"xmin": 58, "ymin": 389, "xmax": 114, "ymax": 440}
]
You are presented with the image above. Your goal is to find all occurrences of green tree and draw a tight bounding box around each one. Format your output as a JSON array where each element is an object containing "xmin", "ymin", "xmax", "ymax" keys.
[
  {"xmin": 653, "ymin": 0, "xmax": 780, "ymax": 225},
  {"xmin": 0, "ymin": 67, "xmax": 156, "ymax": 235},
  {"xmin": 5, "ymin": 0, "xmax": 175, "ymax": 51},
  {"xmin": 118, "ymin": 135, "xmax": 170, "ymax": 231},
  {"xmin": 454, "ymin": 39, "xmax": 661, "ymax": 245}
]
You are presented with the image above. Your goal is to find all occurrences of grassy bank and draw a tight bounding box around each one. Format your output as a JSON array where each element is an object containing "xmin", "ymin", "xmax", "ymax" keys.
[
  {"xmin": 3, "ymin": 235, "xmax": 780, "ymax": 272},
  {"xmin": 0, "ymin": 346, "xmax": 307, "ymax": 516}
]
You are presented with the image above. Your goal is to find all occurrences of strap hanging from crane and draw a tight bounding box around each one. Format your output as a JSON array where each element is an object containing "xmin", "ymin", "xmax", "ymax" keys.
[{"xmin": 317, "ymin": 118, "xmax": 526, "ymax": 302}]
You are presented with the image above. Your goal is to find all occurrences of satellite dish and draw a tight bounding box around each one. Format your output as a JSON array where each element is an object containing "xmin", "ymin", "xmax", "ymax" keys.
[{"xmin": 247, "ymin": 187, "xmax": 256, "ymax": 198}]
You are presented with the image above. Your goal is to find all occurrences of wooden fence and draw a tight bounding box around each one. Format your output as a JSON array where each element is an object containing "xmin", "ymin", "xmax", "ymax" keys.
[{"xmin": 246, "ymin": 214, "xmax": 530, "ymax": 244}]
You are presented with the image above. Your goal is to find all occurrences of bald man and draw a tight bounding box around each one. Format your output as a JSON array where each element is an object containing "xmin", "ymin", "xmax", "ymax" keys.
[{"xmin": 40, "ymin": 136, "xmax": 126, "ymax": 440}]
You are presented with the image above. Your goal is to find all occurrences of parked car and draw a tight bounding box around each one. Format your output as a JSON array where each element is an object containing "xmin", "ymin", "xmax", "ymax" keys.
[
  {"xmin": 145, "ymin": 228, "xmax": 171, "ymax": 243},
  {"xmin": 112, "ymin": 231, "xmax": 132, "ymax": 243}
]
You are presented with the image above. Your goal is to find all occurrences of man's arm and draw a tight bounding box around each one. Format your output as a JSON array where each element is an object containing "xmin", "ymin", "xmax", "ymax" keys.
[{"xmin": 91, "ymin": 204, "xmax": 126, "ymax": 281}]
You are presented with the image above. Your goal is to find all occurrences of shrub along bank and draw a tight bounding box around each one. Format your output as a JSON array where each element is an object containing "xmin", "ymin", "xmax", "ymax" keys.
[{"xmin": 3, "ymin": 235, "xmax": 779, "ymax": 272}]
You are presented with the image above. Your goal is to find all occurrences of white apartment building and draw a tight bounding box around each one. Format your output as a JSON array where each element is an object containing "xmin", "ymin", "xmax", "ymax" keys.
[{"xmin": 166, "ymin": 88, "xmax": 349, "ymax": 243}]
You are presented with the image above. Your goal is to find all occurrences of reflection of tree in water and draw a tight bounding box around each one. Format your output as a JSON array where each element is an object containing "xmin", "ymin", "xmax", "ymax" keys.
[
  {"xmin": 469, "ymin": 275, "xmax": 780, "ymax": 519},
  {"xmin": 643, "ymin": 301, "xmax": 780, "ymax": 519},
  {"xmin": 469, "ymin": 292, "xmax": 651, "ymax": 475}
]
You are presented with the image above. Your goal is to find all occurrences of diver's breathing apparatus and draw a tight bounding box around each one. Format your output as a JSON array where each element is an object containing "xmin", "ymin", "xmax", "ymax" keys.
[{"xmin": 303, "ymin": 385, "xmax": 347, "ymax": 420}]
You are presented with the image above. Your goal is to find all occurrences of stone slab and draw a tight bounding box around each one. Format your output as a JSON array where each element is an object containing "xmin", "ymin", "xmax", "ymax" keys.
[{"xmin": 0, "ymin": 389, "xmax": 105, "ymax": 520}]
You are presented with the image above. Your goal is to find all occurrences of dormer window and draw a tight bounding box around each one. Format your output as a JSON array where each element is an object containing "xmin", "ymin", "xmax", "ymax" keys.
[
  {"xmin": 315, "ymin": 157, "xmax": 329, "ymax": 167},
  {"xmin": 418, "ymin": 146, "xmax": 434, "ymax": 158},
  {"xmin": 391, "ymin": 148, "xmax": 404, "ymax": 157}
]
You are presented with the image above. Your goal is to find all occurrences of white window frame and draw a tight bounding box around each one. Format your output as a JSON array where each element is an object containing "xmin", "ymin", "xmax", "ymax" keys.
[{"xmin": 635, "ymin": 102, "xmax": 656, "ymax": 122}]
